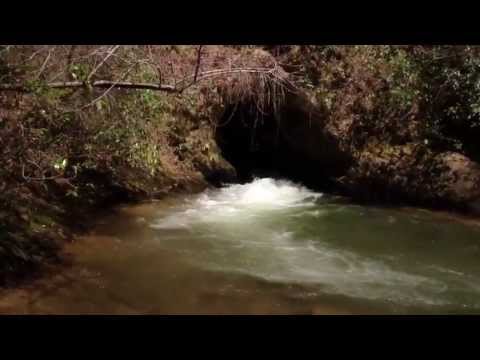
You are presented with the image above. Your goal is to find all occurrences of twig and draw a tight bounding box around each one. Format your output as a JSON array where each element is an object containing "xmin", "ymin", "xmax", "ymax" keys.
[
  {"xmin": 0, "ymin": 45, "xmax": 12, "ymax": 54},
  {"xmin": 21, "ymin": 163, "xmax": 78, "ymax": 182},
  {"xmin": 170, "ymin": 62, "xmax": 177, "ymax": 88},
  {"xmin": 34, "ymin": 49, "xmax": 52, "ymax": 80},
  {"xmin": 193, "ymin": 45, "xmax": 203, "ymax": 83},
  {"xmin": 80, "ymin": 62, "xmax": 139, "ymax": 110},
  {"xmin": 21, "ymin": 165, "xmax": 61, "ymax": 182},
  {"xmin": 178, "ymin": 45, "xmax": 204, "ymax": 94},
  {"xmin": 21, "ymin": 46, "xmax": 48, "ymax": 65},
  {"xmin": 216, "ymin": 101, "xmax": 240, "ymax": 128},
  {"xmin": 156, "ymin": 66, "xmax": 163, "ymax": 86},
  {"xmin": 66, "ymin": 45, "xmax": 78, "ymax": 79},
  {"xmin": 86, "ymin": 45, "xmax": 120, "ymax": 82}
]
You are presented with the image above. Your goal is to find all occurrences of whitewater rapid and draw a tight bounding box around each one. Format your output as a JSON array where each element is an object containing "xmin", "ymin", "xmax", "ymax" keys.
[{"xmin": 149, "ymin": 178, "xmax": 464, "ymax": 308}]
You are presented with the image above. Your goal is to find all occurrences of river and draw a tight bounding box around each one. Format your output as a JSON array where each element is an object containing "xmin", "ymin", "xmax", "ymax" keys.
[{"xmin": 2, "ymin": 177, "xmax": 480, "ymax": 314}]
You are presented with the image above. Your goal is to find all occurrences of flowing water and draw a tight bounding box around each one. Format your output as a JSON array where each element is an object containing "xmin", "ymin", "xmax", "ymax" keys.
[{"xmin": 3, "ymin": 177, "xmax": 480, "ymax": 314}]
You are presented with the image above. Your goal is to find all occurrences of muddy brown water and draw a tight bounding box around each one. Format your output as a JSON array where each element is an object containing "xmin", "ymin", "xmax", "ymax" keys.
[{"xmin": 2, "ymin": 178, "xmax": 480, "ymax": 314}]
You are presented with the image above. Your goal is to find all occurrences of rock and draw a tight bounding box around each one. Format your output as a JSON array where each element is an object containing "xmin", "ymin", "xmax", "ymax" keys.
[
  {"xmin": 435, "ymin": 152, "xmax": 480, "ymax": 207},
  {"xmin": 342, "ymin": 145, "xmax": 480, "ymax": 211}
]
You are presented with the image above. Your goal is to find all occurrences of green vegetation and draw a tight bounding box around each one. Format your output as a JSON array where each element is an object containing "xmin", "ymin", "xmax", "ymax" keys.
[
  {"xmin": 0, "ymin": 45, "xmax": 237, "ymax": 284},
  {"xmin": 281, "ymin": 46, "xmax": 480, "ymax": 155}
]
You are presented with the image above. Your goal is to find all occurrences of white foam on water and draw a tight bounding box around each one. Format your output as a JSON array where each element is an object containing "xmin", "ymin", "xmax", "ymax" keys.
[
  {"xmin": 150, "ymin": 178, "xmax": 321, "ymax": 229},
  {"xmin": 214, "ymin": 230, "xmax": 450, "ymax": 306},
  {"xmin": 148, "ymin": 177, "xmax": 470, "ymax": 308}
]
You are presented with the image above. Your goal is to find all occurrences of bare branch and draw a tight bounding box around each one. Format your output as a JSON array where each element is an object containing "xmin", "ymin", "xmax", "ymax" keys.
[
  {"xmin": 0, "ymin": 45, "xmax": 13, "ymax": 54},
  {"xmin": 22, "ymin": 46, "xmax": 49, "ymax": 64},
  {"xmin": 193, "ymin": 45, "xmax": 203, "ymax": 83},
  {"xmin": 22, "ymin": 164, "xmax": 77, "ymax": 182},
  {"xmin": 66, "ymin": 45, "xmax": 78, "ymax": 79},
  {"xmin": 80, "ymin": 62, "xmax": 139, "ymax": 110},
  {"xmin": 0, "ymin": 81, "xmax": 177, "ymax": 93},
  {"xmin": 86, "ymin": 45, "xmax": 121, "ymax": 82},
  {"xmin": 170, "ymin": 61, "xmax": 177, "ymax": 87},
  {"xmin": 34, "ymin": 49, "xmax": 53, "ymax": 80},
  {"xmin": 0, "ymin": 66, "xmax": 296, "ymax": 96},
  {"xmin": 177, "ymin": 45, "xmax": 204, "ymax": 94}
]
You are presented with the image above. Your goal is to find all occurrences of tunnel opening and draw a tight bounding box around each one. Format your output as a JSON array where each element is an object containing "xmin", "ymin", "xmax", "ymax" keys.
[{"xmin": 215, "ymin": 97, "xmax": 352, "ymax": 192}]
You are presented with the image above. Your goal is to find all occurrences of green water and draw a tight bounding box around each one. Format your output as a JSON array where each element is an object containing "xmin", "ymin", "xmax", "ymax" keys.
[{"xmin": 3, "ymin": 178, "xmax": 480, "ymax": 314}]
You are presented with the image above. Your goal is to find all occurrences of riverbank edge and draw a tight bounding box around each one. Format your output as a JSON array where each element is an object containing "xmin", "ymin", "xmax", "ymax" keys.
[{"xmin": 0, "ymin": 170, "xmax": 220, "ymax": 289}]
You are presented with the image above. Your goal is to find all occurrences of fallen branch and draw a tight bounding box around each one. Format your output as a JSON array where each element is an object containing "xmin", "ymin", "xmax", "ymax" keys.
[
  {"xmin": 0, "ymin": 80, "xmax": 177, "ymax": 93},
  {"xmin": 0, "ymin": 66, "xmax": 296, "ymax": 94}
]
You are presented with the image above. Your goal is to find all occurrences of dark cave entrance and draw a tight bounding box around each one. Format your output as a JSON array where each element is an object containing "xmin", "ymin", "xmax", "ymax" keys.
[
  {"xmin": 215, "ymin": 97, "xmax": 351, "ymax": 191},
  {"xmin": 215, "ymin": 104, "xmax": 284, "ymax": 183}
]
